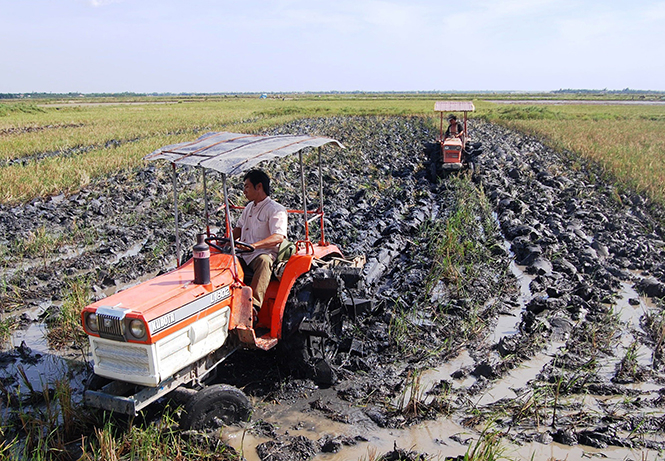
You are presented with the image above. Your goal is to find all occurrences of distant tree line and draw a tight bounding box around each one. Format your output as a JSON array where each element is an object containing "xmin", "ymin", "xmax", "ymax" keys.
[
  {"xmin": 1, "ymin": 89, "xmax": 663, "ymax": 100},
  {"xmin": 0, "ymin": 92, "xmax": 149, "ymax": 99},
  {"xmin": 553, "ymin": 88, "xmax": 665, "ymax": 95}
]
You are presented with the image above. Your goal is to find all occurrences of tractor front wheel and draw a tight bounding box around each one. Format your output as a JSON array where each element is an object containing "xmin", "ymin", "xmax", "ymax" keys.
[{"xmin": 179, "ymin": 384, "xmax": 252, "ymax": 431}]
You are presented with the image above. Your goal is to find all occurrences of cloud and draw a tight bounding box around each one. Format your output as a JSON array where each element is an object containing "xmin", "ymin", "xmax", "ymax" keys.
[
  {"xmin": 642, "ymin": 0, "xmax": 665, "ymax": 19},
  {"xmin": 87, "ymin": 0, "xmax": 124, "ymax": 7}
]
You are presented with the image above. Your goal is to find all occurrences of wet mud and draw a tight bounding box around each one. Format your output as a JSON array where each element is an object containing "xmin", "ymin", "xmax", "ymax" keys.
[{"xmin": 1, "ymin": 116, "xmax": 665, "ymax": 460}]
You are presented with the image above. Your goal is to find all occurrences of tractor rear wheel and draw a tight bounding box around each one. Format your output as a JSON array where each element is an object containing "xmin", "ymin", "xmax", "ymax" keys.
[
  {"xmin": 425, "ymin": 141, "xmax": 442, "ymax": 181},
  {"xmin": 293, "ymin": 296, "xmax": 344, "ymax": 384},
  {"xmin": 281, "ymin": 269, "xmax": 346, "ymax": 385},
  {"xmin": 179, "ymin": 384, "xmax": 251, "ymax": 431}
]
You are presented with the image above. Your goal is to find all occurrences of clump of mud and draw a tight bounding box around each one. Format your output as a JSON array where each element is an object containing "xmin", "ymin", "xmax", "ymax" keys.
[{"xmin": 1, "ymin": 116, "xmax": 665, "ymax": 460}]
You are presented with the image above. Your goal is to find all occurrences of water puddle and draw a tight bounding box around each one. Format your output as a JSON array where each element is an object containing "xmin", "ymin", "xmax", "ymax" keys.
[
  {"xmin": 476, "ymin": 341, "xmax": 566, "ymax": 407},
  {"xmin": 490, "ymin": 260, "xmax": 533, "ymax": 344},
  {"xmin": 395, "ymin": 348, "xmax": 476, "ymax": 409},
  {"xmin": 599, "ymin": 278, "xmax": 658, "ymax": 382},
  {"xmin": 0, "ymin": 238, "xmax": 147, "ymax": 281},
  {"xmin": 225, "ymin": 397, "xmax": 665, "ymax": 461},
  {"xmin": 513, "ymin": 441, "xmax": 665, "ymax": 461},
  {"xmin": 225, "ymin": 409, "xmax": 472, "ymax": 461},
  {"xmin": 0, "ymin": 246, "xmax": 89, "ymax": 280},
  {"xmin": 112, "ymin": 238, "xmax": 148, "ymax": 262}
]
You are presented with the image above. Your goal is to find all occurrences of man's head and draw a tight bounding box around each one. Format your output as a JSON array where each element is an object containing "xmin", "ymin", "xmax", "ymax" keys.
[
  {"xmin": 243, "ymin": 169, "xmax": 271, "ymax": 201},
  {"xmin": 447, "ymin": 114, "xmax": 457, "ymax": 122}
]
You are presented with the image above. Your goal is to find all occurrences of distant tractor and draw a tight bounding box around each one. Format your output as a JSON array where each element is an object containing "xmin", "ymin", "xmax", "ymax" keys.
[{"xmin": 433, "ymin": 101, "xmax": 480, "ymax": 173}]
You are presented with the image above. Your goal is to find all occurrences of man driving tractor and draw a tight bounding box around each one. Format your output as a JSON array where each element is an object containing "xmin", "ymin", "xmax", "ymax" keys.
[
  {"xmin": 444, "ymin": 114, "xmax": 464, "ymax": 139},
  {"xmin": 232, "ymin": 169, "xmax": 287, "ymax": 317}
]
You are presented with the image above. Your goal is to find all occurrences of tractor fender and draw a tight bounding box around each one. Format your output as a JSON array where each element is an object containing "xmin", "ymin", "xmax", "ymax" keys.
[{"xmin": 269, "ymin": 254, "xmax": 314, "ymax": 338}]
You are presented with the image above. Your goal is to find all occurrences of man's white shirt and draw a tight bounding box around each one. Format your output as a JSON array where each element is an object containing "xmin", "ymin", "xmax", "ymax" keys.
[{"xmin": 236, "ymin": 197, "xmax": 287, "ymax": 264}]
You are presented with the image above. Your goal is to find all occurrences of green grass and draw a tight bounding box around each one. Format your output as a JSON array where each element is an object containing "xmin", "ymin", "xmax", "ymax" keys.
[
  {"xmin": 11, "ymin": 226, "xmax": 65, "ymax": 260},
  {"xmin": 45, "ymin": 278, "xmax": 91, "ymax": 352},
  {"xmin": 79, "ymin": 408, "xmax": 240, "ymax": 461},
  {"xmin": 0, "ymin": 393, "xmax": 239, "ymax": 461},
  {"xmin": 424, "ymin": 175, "xmax": 497, "ymax": 297},
  {"xmin": 0, "ymin": 314, "xmax": 19, "ymax": 344}
]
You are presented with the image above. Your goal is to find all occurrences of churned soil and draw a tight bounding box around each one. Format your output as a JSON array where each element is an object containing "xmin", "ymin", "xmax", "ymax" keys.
[{"xmin": 1, "ymin": 116, "xmax": 665, "ymax": 460}]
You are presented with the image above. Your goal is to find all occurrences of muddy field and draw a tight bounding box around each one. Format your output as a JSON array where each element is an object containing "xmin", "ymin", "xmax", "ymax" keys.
[{"xmin": 2, "ymin": 116, "xmax": 665, "ymax": 460}]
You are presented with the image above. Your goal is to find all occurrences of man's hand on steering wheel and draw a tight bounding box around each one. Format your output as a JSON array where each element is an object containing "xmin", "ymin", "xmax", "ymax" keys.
[{"xmin": 205, "ymin": 236, "xmax": 255, "ymax": 254}]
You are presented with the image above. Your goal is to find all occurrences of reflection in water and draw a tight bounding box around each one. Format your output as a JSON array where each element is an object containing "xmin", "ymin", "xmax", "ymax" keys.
[{"xmin": 490, "ymin": 260, "xmax": 533, "ymax": 343}]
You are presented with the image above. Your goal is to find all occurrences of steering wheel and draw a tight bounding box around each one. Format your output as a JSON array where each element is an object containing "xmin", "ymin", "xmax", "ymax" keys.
[{"xmin": 205, "ymin": 236, "xmax": 255, "ymax": 254}]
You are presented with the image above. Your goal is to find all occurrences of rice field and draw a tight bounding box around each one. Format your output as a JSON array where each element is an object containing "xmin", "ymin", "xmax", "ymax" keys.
[
  {"xmin": 0, "ymin": 97, "xmax": 433, "ymax": 203},
  {"xmin": 1, "ymin": 96, "xmax": 664, "ymax": 206},
  {"xmin": 478, "ymin": 101, "xmax": 665, "ymax": 204}
]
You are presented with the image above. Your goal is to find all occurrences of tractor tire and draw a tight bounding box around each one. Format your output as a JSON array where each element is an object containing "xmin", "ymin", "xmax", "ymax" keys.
[
  {"xmin": 470, "ymin": 161, "xmax": 481, "ymax": 183},
  {"xmin": 281, "ymin": 269, "xmax": 346, "ymax": 385},
  {"xmin": 425, "ymin": 141, "xmax": 442, "ymax": 181},
  {"xmin": 179, "ymin": 384, "xmax": 251, "ymax": 431},
  {"xmin": 303, "ymin": 296, "xmax": 344, "ymax": 362}
]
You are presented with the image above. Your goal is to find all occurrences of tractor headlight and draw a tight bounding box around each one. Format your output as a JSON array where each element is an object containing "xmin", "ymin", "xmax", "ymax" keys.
[
  {"xmin": 128, "ymin": 319, "xmax": 146, "ymax": 339},
  {"xmin": 86, "ymin": 313, "xmax": 99, "ymax": 332}
]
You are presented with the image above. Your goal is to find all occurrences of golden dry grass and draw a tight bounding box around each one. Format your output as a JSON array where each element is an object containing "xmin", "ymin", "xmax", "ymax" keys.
[
  {"xmin": 1, "ymin": 97, "xmax": 664, "ymax": 205},
  {"xmin": 0, "ymin": 97, "xmax": 435, "ymax": 202},
  {"xmin": 501, "ymin": 117, "xmax": 665, "ymax": 204}
]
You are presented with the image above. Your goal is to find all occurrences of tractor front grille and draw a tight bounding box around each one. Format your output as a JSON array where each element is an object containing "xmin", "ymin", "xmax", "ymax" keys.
[
  {"xmin": 97, "ymin": 313, "xmax": 125, "ymax": 341},
  {"xmin": 92, "ymin": 338, "xmax": 152, "ymax": 377}
]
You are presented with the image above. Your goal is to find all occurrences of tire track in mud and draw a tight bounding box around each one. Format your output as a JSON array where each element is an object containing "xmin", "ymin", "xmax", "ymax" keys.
[
  {"xmin": 1, "ymin": 116, "xmax": 665, "ymax": 460},
  {"xmin": 470, "ymin": 119, "xmax": 665, "ymax": 452}
]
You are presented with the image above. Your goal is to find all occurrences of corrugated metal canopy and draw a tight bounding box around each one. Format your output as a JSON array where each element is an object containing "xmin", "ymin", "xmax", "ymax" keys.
[
  {"xmin": 145, "ymin": 131, "xmax": 344, "ymax": 175},
  {"xmin": 434, "ymin": 101, "xmax": 475, "ymax": 112}
]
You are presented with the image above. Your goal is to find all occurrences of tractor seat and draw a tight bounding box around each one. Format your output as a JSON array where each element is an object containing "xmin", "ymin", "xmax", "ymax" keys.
[{"xmin": 273, "ymin": 239, "xmax": 295, "ymax": 280}]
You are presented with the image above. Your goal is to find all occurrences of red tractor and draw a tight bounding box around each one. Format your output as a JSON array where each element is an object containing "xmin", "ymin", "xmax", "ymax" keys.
[
  {"xmin": 434, "ymin": 101, "xmax": 478, "ymax": 172},
  {"xmin": 81, "ymin": 132, "xmax": 365, "ymax": 430}
]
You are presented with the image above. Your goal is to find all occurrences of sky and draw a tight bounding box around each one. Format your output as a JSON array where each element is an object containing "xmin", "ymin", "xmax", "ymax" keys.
[{"xmin": 1, "ymin": 0, "xmax": 664, "ymax": 93}]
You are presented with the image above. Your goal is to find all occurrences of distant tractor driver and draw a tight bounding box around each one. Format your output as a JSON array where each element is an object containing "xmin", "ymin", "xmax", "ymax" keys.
[{"xmin": 444, "ymin": 114, "xmax": 464, "ymax": 139}]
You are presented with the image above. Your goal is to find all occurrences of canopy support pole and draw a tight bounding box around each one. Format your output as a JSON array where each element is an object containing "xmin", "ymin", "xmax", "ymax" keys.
[
  {"xmin": 222, "ymin": 174, "xmax": 240, "ymax": 281},
  {"xmin": 299, "ymin": 151, "xmax": 310, "ymax": 250},
  {"xmin": 202, "ymin": 168, "xmax": 210, "ymax": 236},
  {"xmin": 172, "ymin": 163, "xmax": 181, "ymax": 267},
  {"xmin": 439, "ymin": 112, "xmax": 444, "ymax": 142},
  {"xmin": 318, "ymin": 146, "xmax": 326, "ymax": 246}
]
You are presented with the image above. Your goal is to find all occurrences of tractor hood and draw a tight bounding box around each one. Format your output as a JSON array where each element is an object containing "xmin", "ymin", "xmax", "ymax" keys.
[{"xmin": 81, "ymin": 254, "xmax": 241, "ymax": 344}]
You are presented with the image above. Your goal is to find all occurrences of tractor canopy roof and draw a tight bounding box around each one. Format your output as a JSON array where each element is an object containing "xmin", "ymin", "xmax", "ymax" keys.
[
  {"xmin": 434, "ymin": 101, "xmax": 475, "ymax": 113},
  {"xmin": 145, "ymin": 132, "xmax": 344, "ymax": 175}
]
